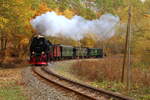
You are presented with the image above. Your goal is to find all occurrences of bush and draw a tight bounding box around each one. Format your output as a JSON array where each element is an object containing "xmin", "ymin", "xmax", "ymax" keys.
[{"xmin": 71, "ymin": 55, "xmax": 150, "ymax": 87}]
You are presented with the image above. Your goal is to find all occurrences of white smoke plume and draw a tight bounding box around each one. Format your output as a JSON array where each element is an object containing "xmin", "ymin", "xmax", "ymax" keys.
[
  {"xmin": 31, "ymin": 11, "xmax": 119, "ymax": 40},
  {"xmin": 140, "ymin": 0, "xmax": 146, "ymax": 3}
]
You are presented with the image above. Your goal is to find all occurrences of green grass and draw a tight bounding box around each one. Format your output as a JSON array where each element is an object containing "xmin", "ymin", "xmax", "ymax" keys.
[
  {"xmin": 90, "ymin": 81, "xmax": 150, "ymax": 100},
  {"xmin": 50, "ymin": 60, "xmax": 150, "ymax": 100},
  {"xmin": 0, "ymin": 81, "xmax": 27, "ymax": 100},
  {"xmin": 50, "ymin": 60, "xmax": 84, "ymax": 83}
]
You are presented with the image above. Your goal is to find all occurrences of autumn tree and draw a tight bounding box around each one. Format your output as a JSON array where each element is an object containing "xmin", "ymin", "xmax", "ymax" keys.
[
  {"xmin": 63, "ymin": 9, "xmax": 75, "ymax": 18},
  {"xmin": 0, "ymin": 0, "xmax": 39, "ymax": 59},
  {"xmin": 80, "ymin": 33, "xmax": 96, "ymax": 48},
  {"xmin": 34, "ymin": 2, "xmax": 52, "ymax": 17}
]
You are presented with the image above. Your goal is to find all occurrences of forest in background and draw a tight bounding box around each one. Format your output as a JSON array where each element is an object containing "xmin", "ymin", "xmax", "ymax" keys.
[{"xmin": 0, "ymin": 0, "xmax": 150, "ymax": 67}]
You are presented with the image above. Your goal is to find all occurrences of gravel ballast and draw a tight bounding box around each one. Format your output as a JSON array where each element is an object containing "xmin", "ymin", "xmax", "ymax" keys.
[{"xmin": 22, "ymin": 67, "xmax": 80, "ymax": 100}]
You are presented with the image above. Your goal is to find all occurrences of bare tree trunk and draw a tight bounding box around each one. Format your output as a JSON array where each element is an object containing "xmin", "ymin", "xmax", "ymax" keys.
[
  {"xmin": 1, "ymin": 36, "xmax": 4, "ymax": 50},
  {"xmin": 0, "ymin": 34, "xmax": 7, "ymax": 50},
  {"xmin": 4, "ymin": 37, "xmax": 7, "ymax": 50},
  {"xmin": 0, "ymin": 34, "xmax": 6, "ymax": 65}
]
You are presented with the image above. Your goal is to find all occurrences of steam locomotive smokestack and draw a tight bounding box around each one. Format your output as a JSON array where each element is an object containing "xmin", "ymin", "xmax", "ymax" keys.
[{"xmin": 31, "ymin": 11, "xmax": 119, "ymax": 40}]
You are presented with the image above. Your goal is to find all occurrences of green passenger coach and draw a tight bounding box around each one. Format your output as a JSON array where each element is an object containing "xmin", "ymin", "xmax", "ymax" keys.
[
  {"xmin": 61, "ymin": 45, "xmax": 74, "ymax": 58},
  {"xmin": 88, "ymin": 48, "xmax": 103, "ymax": 58},
  {"xmin": 75, "ymin": 47, "xmax": 88, "ymax": 57}
]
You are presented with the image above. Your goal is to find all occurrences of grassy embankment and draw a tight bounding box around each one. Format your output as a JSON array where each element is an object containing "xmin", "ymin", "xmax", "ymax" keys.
[
  {"xmin": 0, "ymin": 63, "xmax": 28, "ymax": 100},
  {"xmin": 50, "ymin": 56, "xmax": 150, "ymax": 100}
]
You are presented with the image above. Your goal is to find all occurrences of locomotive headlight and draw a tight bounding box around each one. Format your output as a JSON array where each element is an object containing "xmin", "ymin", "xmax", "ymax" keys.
[
  {"xmin": 32, "ymin": 51, "xmax": 35, "ymax": 54},
  {"xmin": 42, "ymin": 51, "xmax": 45, "ymax": 54}
]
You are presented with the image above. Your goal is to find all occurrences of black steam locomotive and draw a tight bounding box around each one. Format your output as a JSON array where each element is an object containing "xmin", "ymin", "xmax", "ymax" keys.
[{"xmin": 29, "ymin": 35, "xmax": 103, "ymax": 65}]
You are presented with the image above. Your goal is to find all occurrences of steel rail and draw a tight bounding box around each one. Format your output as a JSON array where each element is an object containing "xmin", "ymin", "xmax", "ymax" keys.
[
  {"xmin": 32, "ymin": 67, "xmax": 96, "ymax": 100},
  {"xmin": 32, "ymin": 65, "xmax": 134, "ymax": 100},
  {"xmin": 43, "ymin": 67, "xmax": 134, "ymax": 100}
]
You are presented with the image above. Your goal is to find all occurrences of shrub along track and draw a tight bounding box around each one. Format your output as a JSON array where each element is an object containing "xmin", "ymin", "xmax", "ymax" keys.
[{"xmin": 32, "ymin": 62, "xmax": 134, "ymax": 100}]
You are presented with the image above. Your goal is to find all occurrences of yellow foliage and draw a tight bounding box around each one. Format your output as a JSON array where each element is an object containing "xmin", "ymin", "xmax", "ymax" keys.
[
  {"xmin": 0, "ymin": 17, "xmax": 9, "ymax": 29},
  {"xmin": 54, "ymin": 8, "xmax": 63, "ymax": 15},
  {"xmin": 63, "ymin": 9, "xmax": 74, "ymax": 18},
  {"xmin": 80, "ymin": 33, "xmax": 96, "ymax": 48},
  {"xmin": 133, "ymin": 31, "xmax": 150, "ymax": 66},
  {"xmin": 53, "ymin": 8, "xmax": 75, "ymax": 17},
  {"xmin": 33, "ymin": 3, "xmax": 76, "ymax": 19},
  {"xmin": 96, "ymin": 12, "xmax": 101, "ymax": 18},
  {"xmin": 15, "ymin": 0, "xmax": 24, "ymax": 5},
  {"xmin": 34, "ymin": 3, "xmax": 52, "ymax": 17},
  {"xmin": 18, "ymin": 38, "xmax": 29, "ymax": 57},
  {"xmin": 20, "ymin": 38, "xmax": 29, "ymax": 45},
  {"xmin": 144, "ymin": 14, "xmax": 150, "ymax": 18},
  {"xmin": 39, "ymin": 3, "xmax": 51, "ymax": 12},
  {"xmin": 116, "ymin": 7, "xmax": 128, "ymax": 23}
]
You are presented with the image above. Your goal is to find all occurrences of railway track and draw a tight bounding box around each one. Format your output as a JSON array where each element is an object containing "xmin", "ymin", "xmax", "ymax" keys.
[{"xmin": 32, "ymin": 65, "xmax": 134, "ymax": 100}]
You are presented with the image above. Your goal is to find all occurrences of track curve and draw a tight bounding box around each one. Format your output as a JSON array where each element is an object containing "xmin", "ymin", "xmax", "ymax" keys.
[{"xmin": 32, "ymin": 62, "xmax": 134, "ymax": 100}]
